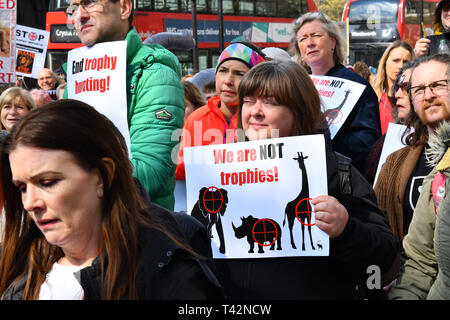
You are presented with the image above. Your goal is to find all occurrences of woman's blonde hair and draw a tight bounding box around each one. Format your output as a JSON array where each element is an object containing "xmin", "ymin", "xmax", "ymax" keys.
[
  {"xmin": 0, "ymin": 87, "xmax": 36, "ymax": 129},
  {"xmin": 372, "ymin": 40, "xmax": 414, "ymax": 99},
  {"xmin": 289, "ymin": 11, "xmax": 345, "ymax": 70}
]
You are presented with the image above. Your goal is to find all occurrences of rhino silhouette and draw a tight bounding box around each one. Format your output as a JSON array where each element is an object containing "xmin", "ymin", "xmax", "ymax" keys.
[{"xmin": 232, "ymin": 215, "xmax": 282, "ymax": 254}]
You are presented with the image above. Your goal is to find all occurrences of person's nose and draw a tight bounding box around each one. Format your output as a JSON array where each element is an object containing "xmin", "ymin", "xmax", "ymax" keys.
[
  {"xmin": 250, "ymin": 99, "xmax": 264, "ymax": 116},
  {"xmin": 423, "ymin": 85, "xmax": 437, "ymax": 101},
  {"xmin": 223, "ymin": 72, "xmax": 234, "ymax": 86},
  {"xmin": 74, "ymin": 4, "xmax": 90, "ymax": 23},
  {"xmin": 9, "ymin": 106, "xmax": 19, "ymax": 116},
  {"xmin": 394, "ymin": 87, "xmax": 403, "ymax": 99},
  {"xmin": 22, "ymin": 185, "xmax": 44, "ymax": 213},
  {"xmin": 305, "ymin": 36, "xmax": 315, "ymax": 47}
]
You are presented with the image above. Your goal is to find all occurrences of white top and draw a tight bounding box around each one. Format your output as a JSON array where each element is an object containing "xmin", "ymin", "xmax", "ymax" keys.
[{"xmin": 39, "ymin": 262, "xmax": 84, "ymax": 300}]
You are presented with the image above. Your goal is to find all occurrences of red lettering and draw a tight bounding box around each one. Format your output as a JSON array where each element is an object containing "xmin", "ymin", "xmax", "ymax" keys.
[
  {"xmin": 220, "ymin": 167, "xmax": 278, "ymax": 186},
  {"xmin": 0, "ymin": 0, "xmax": 16, "ymax": 9},
  {"xmin": 0, "ymin": 72, "xmax": 13, "ymax": 83},
  {"xmin": 213, "ymin": 149, "xmax": 233, "ymax": 164}
]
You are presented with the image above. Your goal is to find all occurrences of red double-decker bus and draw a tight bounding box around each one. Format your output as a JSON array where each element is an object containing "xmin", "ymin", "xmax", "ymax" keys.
[
  {"xmin": 342, "ymin": 0, "xmax": 440, "ymax": 67},
  {"xmin": 45, "ymin": 0, "xmax": 318, "ymax": 74}
]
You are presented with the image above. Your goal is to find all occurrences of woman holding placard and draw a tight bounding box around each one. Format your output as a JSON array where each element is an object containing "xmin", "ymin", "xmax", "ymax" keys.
[
  {"xmin": 290, "ymin": 12, "xmax": 381, "ymax": 175},
  {"xmin": 211, "ymin": 60, "xmax": 399, "ymax": 299}
]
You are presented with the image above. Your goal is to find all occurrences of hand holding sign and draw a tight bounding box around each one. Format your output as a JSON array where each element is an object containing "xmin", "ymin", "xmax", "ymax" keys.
[
  {"xmin": 185, "ymin": 135, "xmax": 329, "ymax": 259},
  {"xmin": 311, "ymin": 195, "xmax": 349, "ymax": 239}
]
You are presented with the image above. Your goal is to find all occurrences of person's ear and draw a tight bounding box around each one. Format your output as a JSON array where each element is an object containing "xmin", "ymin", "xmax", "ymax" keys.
[
  {"xmin": 119, "ymin": 0, "xmax": 132, "ymax": 22},
  {"xmin": 331, "ymin": 37, "xmax": 336, "ymax": 53},
  {"xmin": 96, "ymin": 157, "xmax": 116, "ymax": 198}
]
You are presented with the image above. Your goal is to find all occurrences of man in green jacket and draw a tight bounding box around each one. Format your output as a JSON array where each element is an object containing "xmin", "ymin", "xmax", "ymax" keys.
[{"xmin": 65, "ymin": 0, "xmax": 184, "ymax": 209}]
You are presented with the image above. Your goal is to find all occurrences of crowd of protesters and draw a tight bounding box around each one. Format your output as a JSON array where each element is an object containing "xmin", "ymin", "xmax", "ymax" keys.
[{"xmin": 0, "ymin": 0, "xmax": 449, "ymax": 301}]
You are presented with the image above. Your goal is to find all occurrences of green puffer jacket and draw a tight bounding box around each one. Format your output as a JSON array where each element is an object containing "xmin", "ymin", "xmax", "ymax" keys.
[
  {"xmin": 125, "ymin": 28, "xmax": 184, "ymax": 210},
  {"xmin": 389, "ymin": 121, "xmax": 450, "ymax": 300},
  {"xmin": 64, "ymin": 28, "xmax": 184, "ymax": 209}
]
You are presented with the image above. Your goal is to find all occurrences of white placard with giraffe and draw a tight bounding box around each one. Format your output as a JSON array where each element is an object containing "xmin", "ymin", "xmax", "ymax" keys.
[
  {"xmin": 310, "ymin": 75, "xmax": 366, "ymax": 139},
  {"xmin": 184, "ymin": 135, "xmax": 329, "ymax": 259}
]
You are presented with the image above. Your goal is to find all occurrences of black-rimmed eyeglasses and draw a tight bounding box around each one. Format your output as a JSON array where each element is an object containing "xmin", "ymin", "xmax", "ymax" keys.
[{"xmin": 409, "ymin": 79, "xmax": 449, "ymax": 101}]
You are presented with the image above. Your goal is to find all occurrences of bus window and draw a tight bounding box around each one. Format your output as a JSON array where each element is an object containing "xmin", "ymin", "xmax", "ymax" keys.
[
  {"xmin": 256, "ymin": 0, "xmax": 276, "ymax": 16},
  {"xmin": 136, "ymin": 0, "xmax": 152, "ymax": 10},
  {"xmin": 348, "ymin": 0, "xmax": 399, "ymax": 25},
  {"xmin": 424, "ymin": 2, "xmax": 437, "ymax": 25},
  {"xmin": 405, "ymin": 0, "xmax": 420, "ymax": 24},
  {"xmin": 405, "ymin": 1, "xmax": 438, "ymax": 25},
  {"xmin": 193, "ymin": 0, "xmax": 208, "ymax": 12},
  {"xmin": 239, "ymin": 0, "xmax": 254, "ymax": 15},
  {"xmin": 154, "ymin": 0, "xmax": 179, "ymax": 11},
  {"xmin": 254, "ymin": 0, "xmax": 310, "ymax": 18},
  {"xmin": 223, "ymin": 0, "xmax": 235, "ymax": 14},
  {"xmin": 49, "ymin": 0, "xmax": 70, "ymax": 10}
]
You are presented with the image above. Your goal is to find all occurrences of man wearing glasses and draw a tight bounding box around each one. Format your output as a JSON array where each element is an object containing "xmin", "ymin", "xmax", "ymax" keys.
[
  {"xmin": 390, "ymin": 53, "xmax": 450, "ymax": 300},
  {"xmin": 375, "ymin": 54, "xmax": 449, "ymax": 242},
  {"xmin": 65, "ymin": 0, "xmax": 185, "ymax": 210},
  {"xmin": 409, "ymin": 54, "xmax": 450, "ymax": 131}
]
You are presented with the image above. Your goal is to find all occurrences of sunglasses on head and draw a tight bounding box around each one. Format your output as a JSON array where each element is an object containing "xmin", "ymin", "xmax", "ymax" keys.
[
  {"xmin": 295, "ymin": 11, "xmax": 326, "ymax": 23},
  {"xmin": 393, "ymin": 74, "xmax": 411, "ymax": 93}
]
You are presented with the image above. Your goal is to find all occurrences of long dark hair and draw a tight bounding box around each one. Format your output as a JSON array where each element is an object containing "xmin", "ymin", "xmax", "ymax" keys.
[{"xmin": 0, "ymin": 99, "xmax": 189, "ymax": 299}]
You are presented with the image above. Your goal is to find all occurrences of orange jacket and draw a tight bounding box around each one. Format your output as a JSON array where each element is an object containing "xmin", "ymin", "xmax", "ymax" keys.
[{"xmin": 175, "ymin": 96, "xmax": 238, "ymax": 180}]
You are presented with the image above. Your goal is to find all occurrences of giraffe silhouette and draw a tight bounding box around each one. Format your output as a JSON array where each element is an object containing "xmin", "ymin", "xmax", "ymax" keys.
[
  {"xmin": 324, "ymin": 89, "xmax": 351, "ymax": 124},
  {"xmin": 283, "ymin": 152, "xmax": 315, "ymax": 251}
]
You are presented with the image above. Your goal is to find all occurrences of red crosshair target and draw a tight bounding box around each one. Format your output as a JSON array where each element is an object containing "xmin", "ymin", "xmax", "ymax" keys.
[
  {"xmin": 295, "ymin": 198, "xmax": 315, "ymax": 227},
  {"xmin": 326, "ymin": 109, "xmax": 343, "ymax": 126},
  {"xmin": 252, "ymin": 219, "xmax": 279, "ymax": 247},
  {"xmin": 202, "ymin": 186, "xmax": 224, "ymax": 214}
]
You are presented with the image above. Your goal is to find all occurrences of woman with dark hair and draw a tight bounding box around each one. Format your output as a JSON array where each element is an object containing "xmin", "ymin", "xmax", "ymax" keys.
[
  {"xmin": 364, "ymin": 60, "xmax": 419, "ymax": 185},
  {"xmin": 213, "ymin": 60, "xmax": 399, "ymax": 300},
  {"xmin": 0, "ymin": 99, "xmax": 223, "ymax": 300}
]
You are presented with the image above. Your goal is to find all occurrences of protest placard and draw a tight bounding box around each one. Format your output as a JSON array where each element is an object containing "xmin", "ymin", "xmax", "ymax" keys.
[
  {"xmin": 15, "ymin": 24, "xmax": 49, "ymax": 78},
  {"xmin": 184, "ymin": 135, "xmax": 329, "ymax": 259},
  {"xmin": 373, "ymin": 122, "xmax": 410, "ymax": 185},
  {"xmin": 67, "ymin": 41, "xmax": 130, "ymax": 156},
  {"xmin": 310, "ymin": 75, "xmax": 365, "ymax": 139},
  {"xmin": 0, "ymin": 2, "xmax": 16, "ymax": 83}
]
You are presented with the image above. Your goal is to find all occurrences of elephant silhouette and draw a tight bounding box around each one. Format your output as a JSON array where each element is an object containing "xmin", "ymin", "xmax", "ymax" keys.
[{"xmin": 190, "ymin": 187, "xmax": 228, "ymax": 254}]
